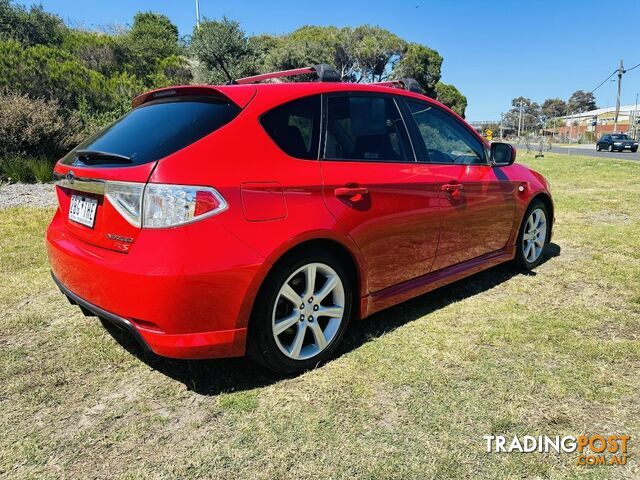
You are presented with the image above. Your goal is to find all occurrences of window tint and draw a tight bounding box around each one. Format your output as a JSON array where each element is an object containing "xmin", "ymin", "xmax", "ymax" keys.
[
  {"xmin": 260, "ymin": 95, "xmax": 321, "ymax": 159},
  {"xmin": 406, "ymin": 100, "xmax": 485, "ymax": 164},
  {"xmin": 324, "ymin": 95, "xmax": 412, "ymax": 162},
  {"xmin": 62, "ymin": 97, "xmax": 240, "ymax": 167}
]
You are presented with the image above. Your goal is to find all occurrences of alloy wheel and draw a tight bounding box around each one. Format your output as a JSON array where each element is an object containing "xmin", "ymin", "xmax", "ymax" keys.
[
  {"xmin": 271, "ymin": 262, "xmax": 345, "ymax": 360},
  {"xmin": 522, "ymin": 208, "xmax": 547, "ymax": 264}
]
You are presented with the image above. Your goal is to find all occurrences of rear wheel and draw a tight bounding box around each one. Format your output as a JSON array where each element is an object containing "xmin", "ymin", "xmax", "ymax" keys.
[
  {"xmin": 515, "ymin": 200, "xmax": 549, "ymax": 270},
  {"xmin": 596, "ymin": 144, "xmax": 601, "ymax": 151},
  {"xmin": 608, "ymin": 144, "xmax": 614, "ymax": 152},
  {"xmin": 247, "ymin": 249, "xmax": 353, "ymax": 373}
]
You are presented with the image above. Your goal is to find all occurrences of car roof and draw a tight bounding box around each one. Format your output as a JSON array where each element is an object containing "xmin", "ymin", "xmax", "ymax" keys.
[{"xmin": 137, "ymin": 81, "xmax": 451, "ymax": 114}]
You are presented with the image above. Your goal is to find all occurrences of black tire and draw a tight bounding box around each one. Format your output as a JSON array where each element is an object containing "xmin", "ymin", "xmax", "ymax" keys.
[
  {"xmin": 596, "ymin": 144, "xmax": 601, "ymax": 151},
  {"xmin": 247, "ymin": 248, "xmax": 354, "ymax": 373},
  {"xmin": 608, "ymin": 144, "xmax": 614, "ymax": 152},
  {"xmin": 515, "ymin": 199, "xmax": 550, "ymax": 270},
  {"xmin": 632, "ymin": 148, "xmax": 638, "ymax": 153}
]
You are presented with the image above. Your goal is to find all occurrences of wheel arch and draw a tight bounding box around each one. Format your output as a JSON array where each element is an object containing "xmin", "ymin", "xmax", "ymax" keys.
[
  {"xmin": 240, "ymin": 234, "xmax": 366, "ymax": 335},
  {"xmin": 528, "ymin": 191, "xmax": 554, "ymax": 239}
]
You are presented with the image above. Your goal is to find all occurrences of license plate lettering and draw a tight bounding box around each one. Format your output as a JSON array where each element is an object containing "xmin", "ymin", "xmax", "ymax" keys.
[{"xmin": 69, "ymin": 195, "xmax": 98, "ymax": 228}]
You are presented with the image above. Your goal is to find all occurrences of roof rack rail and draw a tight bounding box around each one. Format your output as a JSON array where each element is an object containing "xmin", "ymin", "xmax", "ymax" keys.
[
  {"xmin": 232, "ymin": 64, "xmax": 341, "ymax": 85},
  {"xmin": 374, "ymin": 78, "xmax": 425, "ymax": 94}
]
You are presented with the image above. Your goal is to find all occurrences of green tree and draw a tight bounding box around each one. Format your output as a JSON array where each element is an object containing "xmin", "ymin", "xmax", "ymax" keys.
[
  {"xmin": 504, "ymin": 97, "xmax": 542, "ymax": 133},
  {"xmin": 0, "ymin": 40, "xmax": 111, "ymax": 112},
  {"xmin": 350, "ymin": 25, "xmax": 405, "ymax": 82},
  {"xmin": 435, "ymin": 82, "xmax": 467, "ymax": 118},
  {"xmin": 126, "ymin": 12, "xmax": 180, "ymax": 79},
  {"xmin": 393, "ymin": 43, "xmax": 442, "ymax": 96},
  {"xmin": 190, "ymin": 17, "xmax": 258, "ymax": 84},
  {"xmin": 541, "ymin": 98, "xmax": 567, "ymax": 120},
  {"xmin": 0, "ymin": 0, "xmax": 67, "ymax": 46},
  {"xmin": 262, "ymin": 26, "xmax": 353, "ymax": 80},
  {"xmin": 567, "ymin": 90, "xmax": 596, "ymax": 113}
]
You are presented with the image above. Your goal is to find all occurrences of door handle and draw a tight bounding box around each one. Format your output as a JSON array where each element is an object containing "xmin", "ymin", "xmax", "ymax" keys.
[
  {"xmin": 334, "ymin": 186, "xmax": 369, "ymax": 198},
  {"xmin": 441, "ymin": 183, "xmax": 463, "ymax": 192}
]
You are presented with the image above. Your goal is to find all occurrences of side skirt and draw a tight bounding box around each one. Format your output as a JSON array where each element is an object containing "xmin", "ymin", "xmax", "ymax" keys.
[{"xmin": 362, "ymin": 246, "xmax": 515, "ymax": 317}]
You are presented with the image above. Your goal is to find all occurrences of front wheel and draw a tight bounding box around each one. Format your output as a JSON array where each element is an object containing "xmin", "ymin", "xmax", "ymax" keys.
[
  {"xmin": 515, "ymin": 200, "xmax": 550, "ymax": 270},
  {"xmin": 247, "ymin": 249, "xmax": 353, "ymax": 373},
  {"xmin": 596, "ymin": 144, "xmax": 601, "ymax": 151},
  {"xmin": 608, "ymin": 144, "xmax": 614, "ymax": 152},
  {"xmin": 632, "ymin": 148, "xmax": 638, "ymax": 153}
]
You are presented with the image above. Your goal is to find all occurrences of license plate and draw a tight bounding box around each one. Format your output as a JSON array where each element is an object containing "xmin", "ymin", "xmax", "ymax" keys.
[{"xmin": 69, "ymin": 194, "xmax": 98, "ymax": 228}]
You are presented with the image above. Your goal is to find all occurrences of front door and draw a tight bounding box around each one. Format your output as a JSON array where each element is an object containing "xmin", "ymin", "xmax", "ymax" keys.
[
  {"xmin": 320, "ymin": 94, "xmax": 441, "ymax": 293},
  {"xmin": 402, "ymin": 98, "xmax": 516, "ymax": 271}
]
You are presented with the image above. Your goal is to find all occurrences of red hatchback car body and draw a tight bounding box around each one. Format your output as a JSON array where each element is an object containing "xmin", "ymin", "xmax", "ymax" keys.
[{"xmin": 47, "ymin": 70, "xmax": 553, "ymax": 373}]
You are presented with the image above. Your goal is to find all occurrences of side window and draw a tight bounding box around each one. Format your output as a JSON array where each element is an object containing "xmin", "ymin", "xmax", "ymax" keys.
[
  {"xmin": 324, "ymin": 95, "xmax": 413, "ymax": 162},
  {"xmin": 406, "ymin": 100, "xmax": 486, "ymax": 165},
  {"xmin": 260, "ymin": 95, "xmax": 321, "ymax": 159}
]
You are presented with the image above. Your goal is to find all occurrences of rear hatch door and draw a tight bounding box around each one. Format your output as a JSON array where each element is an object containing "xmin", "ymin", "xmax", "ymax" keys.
[{"xmin": 53, "ymin": 85, "xmax": 255, "ymax": 252}]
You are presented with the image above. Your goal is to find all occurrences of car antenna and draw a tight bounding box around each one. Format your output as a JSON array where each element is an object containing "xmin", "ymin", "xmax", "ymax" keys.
[{"xmin": 210, "ymin": 51, "xmax": 236, "ymax": 85}]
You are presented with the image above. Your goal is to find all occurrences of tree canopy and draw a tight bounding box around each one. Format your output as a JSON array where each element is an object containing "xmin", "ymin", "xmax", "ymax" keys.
[{"xmin": 0, "ymin": 0, "xmax": 467, "ymax": 164}]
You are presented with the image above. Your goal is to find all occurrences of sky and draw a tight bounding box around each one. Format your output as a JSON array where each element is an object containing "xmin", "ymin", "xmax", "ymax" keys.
[{"xmin": 17, "ymin": 0, "xmax": 640, "ymax": 120}]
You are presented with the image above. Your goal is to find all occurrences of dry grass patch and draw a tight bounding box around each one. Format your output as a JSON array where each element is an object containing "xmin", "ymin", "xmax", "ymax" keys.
[{"xmin": 1, "ymin": 153, "xmax": 639, "ymax": 479}]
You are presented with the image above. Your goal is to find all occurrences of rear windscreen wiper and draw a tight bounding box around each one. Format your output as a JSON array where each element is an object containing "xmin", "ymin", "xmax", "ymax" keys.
[{"xmin": 75, "ymin": 150, "xmax": 133, "ymax": 165}]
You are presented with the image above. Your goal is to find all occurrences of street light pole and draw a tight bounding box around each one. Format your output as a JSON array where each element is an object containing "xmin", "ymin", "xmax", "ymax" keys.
[
  {"xmin": 500, "ymin": 112, "xmax": 504, "ymax": 139},
  {"xmin": 195, "ymin": 0, "xmax": 201, "ymax": 29}
]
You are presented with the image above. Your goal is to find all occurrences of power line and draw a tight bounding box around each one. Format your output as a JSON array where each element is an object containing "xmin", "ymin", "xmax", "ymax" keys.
[
  {"xmin": 590, "ymin": 69, "xmax": 617, "ymax": 93},
  {"xmin": 626, "ymin": 62, "xmax": 640, "ymax": 73}
]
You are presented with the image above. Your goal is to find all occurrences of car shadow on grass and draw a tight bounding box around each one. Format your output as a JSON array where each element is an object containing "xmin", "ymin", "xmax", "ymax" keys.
[{"xmin": 103, "ymin": 242, "xmax": 561, "ymax": 396}]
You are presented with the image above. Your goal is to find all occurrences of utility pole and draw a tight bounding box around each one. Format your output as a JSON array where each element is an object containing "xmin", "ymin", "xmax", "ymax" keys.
[
  {"xmin": 500, "ymin": 112, "xmax": 504, "ymax": 139},
  {"xmin": 195, "ymin": 0, "xmax": 201, "ymax": 29},
  {"xmin": 634, "ymin": 93, "xmax": 639, "ymax": 140},
  {"xmin": 517, "ymin": 101, "xmax": 524, "ymax": 137},
  {"xmin": 613, "ymin": 59, "xmax": 624, "ymax": 133}
]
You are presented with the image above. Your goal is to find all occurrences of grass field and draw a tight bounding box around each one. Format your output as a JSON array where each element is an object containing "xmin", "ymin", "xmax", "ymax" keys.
[{"xmin": 1, "ymin": 153, "xmax": 639, "ymax": 479}]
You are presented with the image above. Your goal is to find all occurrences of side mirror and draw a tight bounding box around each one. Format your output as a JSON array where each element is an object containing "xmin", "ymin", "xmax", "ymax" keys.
[{"xmin": 491, "ymin": 142, "xmax": 516, "ymax": 166}]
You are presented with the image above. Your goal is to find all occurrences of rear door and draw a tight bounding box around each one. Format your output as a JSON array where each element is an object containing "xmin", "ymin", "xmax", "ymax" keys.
[
  {"xmin": 401, "ymin": 98, "xmax": 516, "ymax": 271},
  {"xmin": 320, "ymin": 93, "xmax": 441, "ymax": 293}
]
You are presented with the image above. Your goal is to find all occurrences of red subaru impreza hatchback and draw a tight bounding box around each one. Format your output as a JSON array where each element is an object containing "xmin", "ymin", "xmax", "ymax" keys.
[{"xmin": 47, "ymin": 66, "xmax": 553, "ymax": 373}]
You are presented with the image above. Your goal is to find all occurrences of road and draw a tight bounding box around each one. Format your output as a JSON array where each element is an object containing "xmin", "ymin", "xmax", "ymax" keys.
[{"xmin": 514, "ymin": 144, "xmax": 640, "ymax": 161}]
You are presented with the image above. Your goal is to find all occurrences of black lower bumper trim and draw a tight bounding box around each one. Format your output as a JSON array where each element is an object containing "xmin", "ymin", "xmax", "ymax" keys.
[{"xmin": 51, "ymin": 272, "xmax": 152, "ymax": 353}]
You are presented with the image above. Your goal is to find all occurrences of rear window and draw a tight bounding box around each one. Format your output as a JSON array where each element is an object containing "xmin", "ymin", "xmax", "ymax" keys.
[
  {"xmin": 61, "ymin": 97, "xmax": 240, "ymax": 167},
  {"xmin": 260, "ymin": 95, "xmax": 321, "ymax": 160}
]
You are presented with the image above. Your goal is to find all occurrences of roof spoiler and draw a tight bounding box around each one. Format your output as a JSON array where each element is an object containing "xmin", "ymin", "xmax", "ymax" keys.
[
  {"xmin": 131, "ymin": 85, "xmax": 256, "ymax": 109},
  {"xmin": 232, "ymin": 64, "xmax": 341, "ymax": 85}
]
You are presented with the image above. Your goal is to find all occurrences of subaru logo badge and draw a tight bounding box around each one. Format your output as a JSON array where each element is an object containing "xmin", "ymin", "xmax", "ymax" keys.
[{"xmin": 66, "ymin": 171, "xmax": 75, "ymax": 184}]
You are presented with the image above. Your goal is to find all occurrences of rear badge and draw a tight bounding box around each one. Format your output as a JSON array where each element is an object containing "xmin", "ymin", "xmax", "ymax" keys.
[{"xmin": 106, "ymin": 233, "xmax": 134, "ymax": 244}]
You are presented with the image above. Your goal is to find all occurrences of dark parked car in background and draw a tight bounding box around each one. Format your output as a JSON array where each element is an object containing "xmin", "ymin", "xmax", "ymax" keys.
[{"xmin": 596, "ymin": 134, "xmax": 638, "ymax": 152}]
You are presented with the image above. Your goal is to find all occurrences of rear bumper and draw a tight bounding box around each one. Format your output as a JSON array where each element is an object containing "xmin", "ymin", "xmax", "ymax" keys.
[
  {"xmin": 51, "ymin": 271, "xmax": 248, "ymax": 359},
  {"xmin": 46, "ymin": 208, "xmax": 266, "ymax": 359},
  {"xmin": 52, "ymin": 272, "xmax": 152, "ymax": 353}
]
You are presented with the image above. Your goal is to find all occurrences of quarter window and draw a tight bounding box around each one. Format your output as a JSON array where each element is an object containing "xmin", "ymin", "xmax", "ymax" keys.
[
  {"xmin": 406, "ymin": 100, "xmax": 485, "ymax": 164},
  {"xmin": 324, "ymin": 95, "xmax": 413, "ymax": 162},
  {"xmin": 260, "ymin": 95, "xmax": 321, "ymax": 160}
]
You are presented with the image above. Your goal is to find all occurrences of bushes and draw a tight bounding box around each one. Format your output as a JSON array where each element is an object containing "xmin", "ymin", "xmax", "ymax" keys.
[
  {"xmin": 0, "ymin": 92, "xmax": 83, "ymax": 159},
  {"xmin": 27, "ymin": 157, "xmax": 54, "ymax": 183},
  {"xmin": 0, "ymin": 156, "xmax": 53, "ymax": 183}
]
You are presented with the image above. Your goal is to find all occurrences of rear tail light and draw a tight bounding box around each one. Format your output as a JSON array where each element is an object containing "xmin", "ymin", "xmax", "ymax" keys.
[
  {"xmin": 105, "ymin": 182, "xmax": 145, "ymax": 227},
  {"xmin": 143, "ymin": 184, "xmax": 227, "ymax": 228},
  {"xmin": 104, "ymin": 182, "xmax": 227, "ymax": 228}
]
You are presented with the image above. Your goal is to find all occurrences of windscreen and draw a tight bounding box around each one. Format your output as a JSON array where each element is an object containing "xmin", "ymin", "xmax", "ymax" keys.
[{"xmin": 61, "ymin": 96, "xmax": 240, "ymax": 167}]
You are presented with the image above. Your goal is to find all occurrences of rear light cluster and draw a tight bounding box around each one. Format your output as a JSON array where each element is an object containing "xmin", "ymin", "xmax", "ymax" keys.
[{"xmin": 105, "ymin": 182, "xmax": 227, "ymax": 228}]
